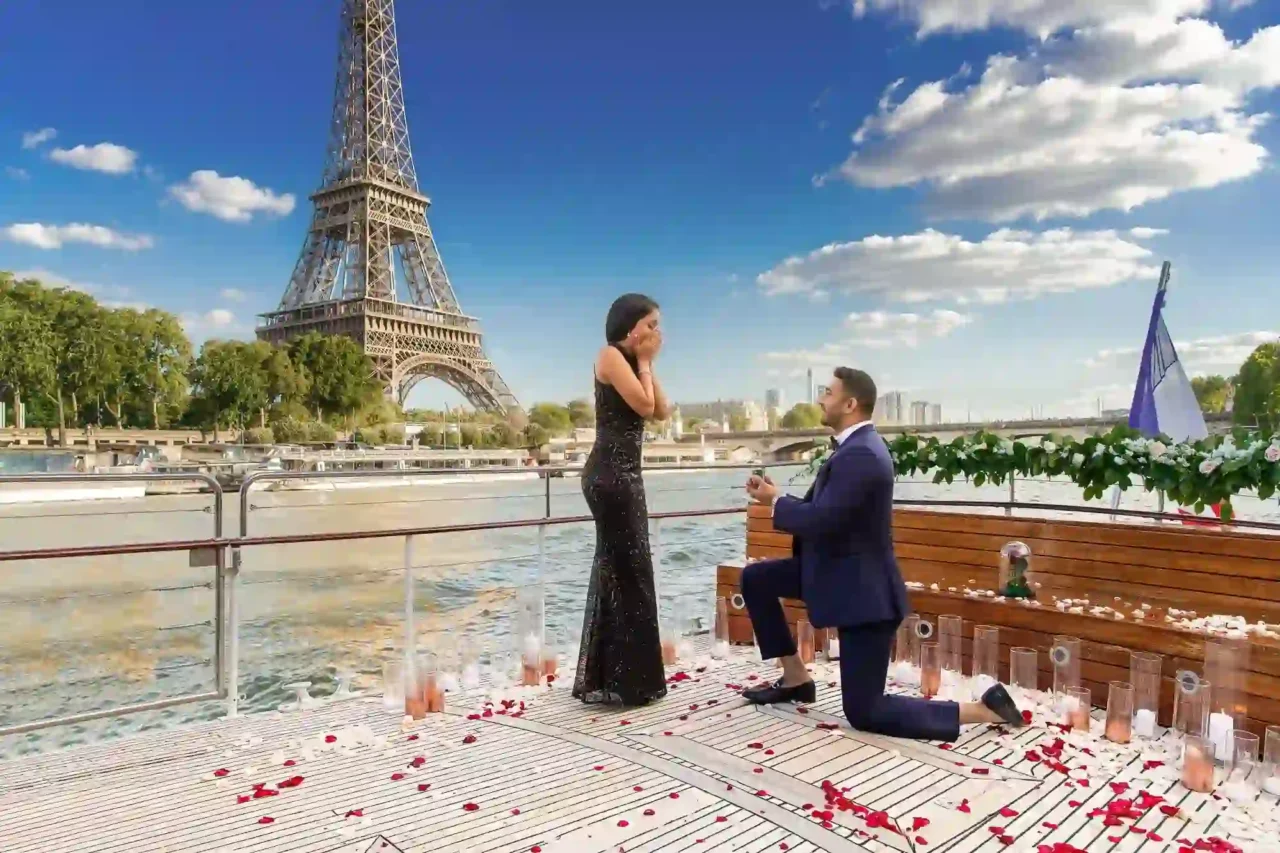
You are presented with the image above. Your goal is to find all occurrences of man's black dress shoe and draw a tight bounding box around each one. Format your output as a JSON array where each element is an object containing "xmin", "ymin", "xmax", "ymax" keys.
[
  {"xmin": 741, "ymin": 678, "xmax": 817, "ymax": 705},
  {"xmin": 981, "ymin": 683, "xmax": 1026, "ymax": 727}
]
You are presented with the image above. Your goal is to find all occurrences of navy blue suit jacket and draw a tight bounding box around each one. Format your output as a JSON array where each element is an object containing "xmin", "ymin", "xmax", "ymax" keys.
[{"xmin": 770, "ymin": 425, "xmax": 908, "ymax": 630}]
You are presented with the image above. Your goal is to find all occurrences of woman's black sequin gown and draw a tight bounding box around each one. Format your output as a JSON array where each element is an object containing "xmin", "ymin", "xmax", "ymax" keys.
[{"xmin": 572, "ymin": 345, "xmax": 668, "ymax": 706}]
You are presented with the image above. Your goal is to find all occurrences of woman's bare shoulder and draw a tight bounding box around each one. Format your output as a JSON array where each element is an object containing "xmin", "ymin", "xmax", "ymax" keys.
[{"xmin": 595, "ymin": 344, "xmax": 624, "ymax": 383}]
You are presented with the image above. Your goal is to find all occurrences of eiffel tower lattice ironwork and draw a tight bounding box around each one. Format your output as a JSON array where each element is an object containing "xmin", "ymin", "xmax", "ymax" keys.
[{"xmin": 256, "ymin": 0, "xmax": 518, "ymax": 412}]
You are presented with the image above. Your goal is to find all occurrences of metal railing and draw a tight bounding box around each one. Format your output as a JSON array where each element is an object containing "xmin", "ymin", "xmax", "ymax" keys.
[
  {"xmin": 2, "ymin": 463, "xmax": 1279, "ymax": 737},
  {"xmin": 0, "ymin": 472, "xmax": 226, "ymax": 737}
]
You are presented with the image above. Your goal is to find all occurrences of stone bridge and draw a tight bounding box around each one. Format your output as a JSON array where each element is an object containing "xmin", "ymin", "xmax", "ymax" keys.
[{"xmin": 680, "ymin": 413, "xmax": 1234, "ymax": 462}]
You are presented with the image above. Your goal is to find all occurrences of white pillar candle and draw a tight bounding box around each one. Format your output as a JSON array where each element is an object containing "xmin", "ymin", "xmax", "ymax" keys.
[
  {"xmin": 1208, "ymin": 712, "xmax": 1234, "ymax": 761},
  {"xmin": 1263, "ymin": 775, "xmax": 1280, "ymax": 796},
  {"xmin": 1133, "ymin": 708, "xmax": 1157, "ymax": 738},
  {"xmin": 712, "ymin": 639, "xmax": 730, "ymax": 660},
  {"xmin": 827, "ymin": 638, "xmax": 840, "ymax": 659},
  {"xmin": 522, "ymin": 632, "xmax": 541, "ymax": 665}
]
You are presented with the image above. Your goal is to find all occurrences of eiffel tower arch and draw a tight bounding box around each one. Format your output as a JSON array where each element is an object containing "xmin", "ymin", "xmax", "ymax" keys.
[{"xmin": 256, "ymin": 0, "xmax": 518, "ymax": 413}]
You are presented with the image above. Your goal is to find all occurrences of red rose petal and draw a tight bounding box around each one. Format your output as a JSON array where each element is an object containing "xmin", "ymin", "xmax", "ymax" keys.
[
  {"xmin": 716, "ymin": 816, "xmax": 728, "ymax": 823},
  {"xmin": 407, "ymin": 734, "xmax": 419, "ymax": 741},
  {"xmin": 1043, "ymin": 822, "xmax": 1059, "ymax": 829},
  {"xmin": 282, "ymin": 759, "xmax": 296, "ymax": 767},
  {"xmin": 999, "ymin": 807, "xmax": 1019, "ymax": 818},
  {"xmin": 462, "ymin": 803, "xmax": 479, "ymax": 812},
  {"xmin": 212, "ymin": 768, "xmax": 230, "ymax": 778},
  {"xmin": 617, "ymin": 820, "xmax": 629, "ymax": 827},
  {"xmin": 418, "ymin": 783, "xmax": 431, "ymax": 792},
  {"xmin": 753, "ymin": 767, "xmax": 764, "ymax": 774},
  {"xmin": 511, "ymin": 808, "xmax": 521, "ymax": 815},
  {"xmin": 257, "ymin": 816, "xmax": 275, "ymax": 825},
  {"xmin": 915, "ymin": 837, "xmax": 928, "ymax": 846},
  {"xmin": 345, "ymin": 809, "xmax": 364, "ymax": 818},
  {"xmin": 644, "ymin": 809, "xmax": 656, "ymax": 816},
  {"xmin": 633, "ymin": 785, "xmax": 643, "ymax": 791},
  {"xmin": 390, "ymin": 773, "xmax": 405, "ymax": 781},
  {"xmin": 1159, "ymin": 805, "xmax": 1179, "ymax": 816},
  {"xmin": 236, "ymin": 795, "xmax": 250, "ymax": 804},
  {"xmin": 324, "ymin": 735, "xmax": 336, "ymax": 744},
  {"xmin": 462, "ymin": 734, "xmax": 477, "ymax": 744},
  {"xmin": 971, "ymin": 768, "xmax": 990, "ymax": 775},
  {"xmin": 912, "ymin": 817, "xmax": 930, "ymax": 831},
  {"xmin": 756, "ymin": 789, "xmax": 769, "ymax": 796},
  {"xmin": 669, "ymin": 792, "xmax": 680, "ymax": 799},
  {"xmin": 1021, "ymin": 709, "xmax": 1033, "ymax": 723},
  {"xmin": 748, "ymin": 742, "xmax": 764, "ymax": 749},
  {"xmin": 998, "ymin": 835, "xmax": 1014, "ymax": 846}
]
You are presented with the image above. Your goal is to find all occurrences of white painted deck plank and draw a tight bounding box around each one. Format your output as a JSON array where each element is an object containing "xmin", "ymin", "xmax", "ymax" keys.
[{"xmin": 1, "ymin": 645, "xmax": 1276, "ymax": 852}]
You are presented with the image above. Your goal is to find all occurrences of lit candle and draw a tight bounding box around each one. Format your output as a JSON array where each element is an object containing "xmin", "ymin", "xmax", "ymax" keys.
[
  {"xmin": 661, "ymin": 639, "xmax": 678, "ymax": 665},
  {"xmin": 1105, "ymin": 715, "xmax": 1131, "ymax": 744},
  {"xmin": 1182, "ymin": 738, "xmax": 1216, "ymax": 793}
]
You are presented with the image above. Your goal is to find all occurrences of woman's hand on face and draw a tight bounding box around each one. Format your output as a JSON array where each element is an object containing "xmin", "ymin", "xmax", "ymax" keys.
[{"xmin": 635, "ymin": 328, "xmax": 662, "ymax": 361}]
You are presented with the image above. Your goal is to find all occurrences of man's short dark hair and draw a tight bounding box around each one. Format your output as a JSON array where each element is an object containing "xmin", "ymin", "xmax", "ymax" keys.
[{"xmin": 833, "ymin": 367, "xmax": 876, "ymax": 414}]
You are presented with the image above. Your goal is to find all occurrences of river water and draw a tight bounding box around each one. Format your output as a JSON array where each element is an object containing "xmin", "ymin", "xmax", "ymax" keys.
[{"xmin": 0, "ymin": 467, "xmax": 1275, "ymax": 758}]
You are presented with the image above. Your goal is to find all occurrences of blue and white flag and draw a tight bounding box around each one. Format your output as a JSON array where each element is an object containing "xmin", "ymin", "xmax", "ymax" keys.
[
  {"xmin": 1127, "ymin": 262, "xmax": 1208, "ymax": 443},
  {"xmin": 1111, "ymin": 262, "xmax": 1215, "ymax": 520}
]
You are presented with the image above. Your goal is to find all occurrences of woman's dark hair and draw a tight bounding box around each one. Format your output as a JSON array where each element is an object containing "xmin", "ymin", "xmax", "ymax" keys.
[{"xmin": 604, "ymin": 293, "xmax": 659, "ymax": 344}]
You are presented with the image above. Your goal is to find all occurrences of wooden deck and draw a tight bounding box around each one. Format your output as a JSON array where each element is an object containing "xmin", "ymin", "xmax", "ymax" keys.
[{"xmin": 1, "ymin": 644, "xmax": 1276, "ymax": 852}]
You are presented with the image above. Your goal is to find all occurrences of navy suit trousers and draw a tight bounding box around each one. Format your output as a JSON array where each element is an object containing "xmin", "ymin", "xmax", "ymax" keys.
[{"xmin": 741, "ymin": 557, "xmax": 960, "ymax": 742}]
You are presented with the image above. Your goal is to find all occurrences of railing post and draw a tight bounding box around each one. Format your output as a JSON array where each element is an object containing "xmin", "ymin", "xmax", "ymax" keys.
[
  {"xmin": 225, "ymin": 545, "xmax": 240, "ymax": 718},
  {"xmin": 1006, "ymin": 473, "xmax": 1015, "ymax": 517},
  {"xmin": 404, "ymin": 534, "xmax": 416, "ymax": 655},
  {"xmin": 543, "ymin": 471, "xmax": 551, "ymax": 519}
]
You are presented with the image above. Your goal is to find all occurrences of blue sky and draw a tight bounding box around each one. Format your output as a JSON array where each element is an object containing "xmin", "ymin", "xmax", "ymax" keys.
[{"xmin": 2, "ymin": 0, "xmax": 1277, "ymax": 419}]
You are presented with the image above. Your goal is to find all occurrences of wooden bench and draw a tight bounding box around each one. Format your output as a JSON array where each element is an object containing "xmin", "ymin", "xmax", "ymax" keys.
[{"xmin": 717, "ymin": 503, "xmax": 1280, "ymax": 733}]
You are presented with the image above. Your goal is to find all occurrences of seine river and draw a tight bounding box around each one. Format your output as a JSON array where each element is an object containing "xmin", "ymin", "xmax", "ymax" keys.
[{"xmin": 0, "ymin": 467, "xmax": 1276, "ymax": 758}]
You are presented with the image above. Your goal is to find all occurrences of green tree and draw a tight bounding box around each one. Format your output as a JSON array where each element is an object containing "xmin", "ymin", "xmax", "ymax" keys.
[
  {"xmin": 528, "ymin": 402, "xmax": 573, "ymax": 436},
  {"xmin": 1191, "ymin": 375, "xmax": 1231, "ymax": 415},
  {"xmin": 189, "ymin": 340, "xmax": 269, "ymax": 440},
  {"xmin": 780, "ymin": 402, "xmax": 823, "ymax": 429},
  {"xmin": 525, "ymin": 422, "xmax": 550, "ymax": 448},
  {"xmin": 567, "ymin": 399, "xmax": 593, "ymax": 428},
  {"xmin": 0, "ymin": 291, "xmax": 56, "ymax": 428},
  {"xmin": 287, "ymin": 332, "xmax": 380, "ymax": 423},
  {"xmin": 489, "ymin": 421, "xmax": 517, "ymax": 447},
  {"xmin": 1232, "ymin": 343, "xmax": 1280, "ymax": 433},
  {"xmin": 131, "ymin": 309, "xmax": 192, "ymax": 428}
]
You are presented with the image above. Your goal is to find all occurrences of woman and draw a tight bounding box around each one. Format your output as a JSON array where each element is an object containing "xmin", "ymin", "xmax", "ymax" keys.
[{"xmin": 572, "ymin": 293, "xmax": 672, "ymax": 706}]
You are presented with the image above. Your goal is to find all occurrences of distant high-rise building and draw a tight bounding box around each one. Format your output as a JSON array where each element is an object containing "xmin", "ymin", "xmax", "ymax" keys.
[
  {"xmin": 765, "ymin": 388, "xmax": 783, "ymax": 410},
  {"xmin": 806, "ymin": 368, "xmax": 815, "ymax": 404},
  {"xmin": 909, "ymin": 401, "xmax": 928, "ymax": 426},
  {"xmin": 875, "ymin": 391, "xmax": 906, "ymax": 425},
  {"xmin": 929, "ymin": 403, "xmax": 943, "ymax": 425}
]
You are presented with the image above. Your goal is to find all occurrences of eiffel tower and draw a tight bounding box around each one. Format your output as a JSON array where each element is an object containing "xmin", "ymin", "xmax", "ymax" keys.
[{"xmin": 256, "ymin": 0, "xmax": 518, "ymax": 413}]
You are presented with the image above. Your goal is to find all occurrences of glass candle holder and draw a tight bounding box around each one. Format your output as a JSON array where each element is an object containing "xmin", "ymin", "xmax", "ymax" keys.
[
  {"xmin": 382, "ymin": 660, "xmax": 405, "ymax": 712},
  {"xmin": 972, "ymin": 625, "xmax": 1000, "ymax": 685},
  {"xmin": 1052, "ymin": 636, "xmax": 1082, "ymax": 699},
  {"xmin": 1223, "ymin": 730, "xmax": 1261, "ymax": 803},
  {"xmin": 713, "ymin": 596, "xmax": 731, "ymax": 659},
  {"xmin": 1262, "ymin": 725, "xmax": 1280, "ymax": 796},
  {"xmin": 920, "ymin": 642, "xmax": 942, "ymax": 699},
  {"xmin": 938, "ymin": 615, "xmax": 963, "ymax": 675},
  {"xmin": 1205, "ymin": 639, "xmax": 1250, "ymax": 761},
  {"xmin": 1010, "ymin": 647, "xmax": 1038, "ymax": 693},
  {"xmin": 660, "ymin": 621, "xmax": 678, "ymax": 666},
  {"xmin": 460, "ymin": 638, "xmax": 481, "ymax": 691},
  {"xmin": 1064, "ymin": 686, "xmax": 1092, "ymax": 732},
  {"xmin": 1173, "ymin": 672, "xmax": 1211, "ymax": 737},
  {"xmin": 1106, "ymin": 681, "xmax": 1134, "ymax": 744},
  {"xmin": 1129, "ymin": 651, "xmax": 1162, "ymax": 739},
  {"xmin": 797, "ymin": 620, "xmax": 816, "ymax": 665},
  {"xmin": 1182, "ymin": 734, "xmax": 1217, "ymax": 794},
  {"xmin": 896, "ymin": 615, "xmax": 920, "ymax": 666}
]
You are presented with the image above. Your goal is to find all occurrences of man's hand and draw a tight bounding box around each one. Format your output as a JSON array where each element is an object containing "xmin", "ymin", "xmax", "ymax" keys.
[{"xmin": 746, "ymin": 473, "xmax": 778, "ymax": 505}]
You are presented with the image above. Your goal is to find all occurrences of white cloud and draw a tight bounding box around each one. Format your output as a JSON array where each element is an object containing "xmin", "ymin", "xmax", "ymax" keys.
[
  {"xmin": 836, "ymin": 5, "xmax": 1280, "ymax": 221},
  {"xmin": 219, "ymin": 288, "xmax": 248, "ymax": 302},
  {"xmin": 1086, "ymin": 330, "xmax": 1278, "ymax": 373},
  {"xmin": 21, "ymin": 127, "xmax": 56, "ymax": 149},
  {"xmin": 852, "ymin": 1, "xmax": 1233, "ymax": 37},
  {"xmin": 4, "ymin": 166, "xmax": 29, "ymax": 180},
  {"xmin": 180, "ymin": 308, "xmax": 250, "ymax": 339},
  {"xmin": 48, "ymin": 142, "xmax": 138, "ymax": 175},
  {"xmin": 2, "ymin": 222, "xmax": 154, "ymax": 251},
  {"xmin": 169, "ymin": 170, "xmax": 295, "ymax": 222},
  {"xmin": 843, "ymin": 309, "xmax": 973, "ymax": 347},
  {"xmin": 761, "ymin": 310, "xmax": 971, "ymax": 370},
  {"xmin": 758, "ymin": 227, "xmax": 1161, "ymax": 303}
]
